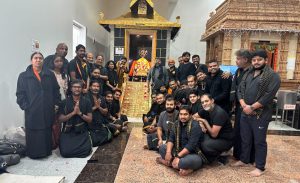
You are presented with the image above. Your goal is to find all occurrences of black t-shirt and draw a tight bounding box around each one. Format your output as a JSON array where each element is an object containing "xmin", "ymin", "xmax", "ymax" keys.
[
  {"xmin": 68, "ymin": 57, "xmax": 90, "ymax": 82},
  {"xmin": 177, "ymin": 62, "xmax": 196, "ymax": 82},
  {"xmin": 85, "ymin": 92, "xmax": 107, "ymax": 129},
  {"xmin": 208, "ymin": 105, "xmax": 233, "ymax": 140},
  {"xmin": 59, "ymin": 96, "xmax": 92, "ymax": 131},
  {"xmin": 190, "ymin": 101, "xmax": 202, "ymax": 115}
]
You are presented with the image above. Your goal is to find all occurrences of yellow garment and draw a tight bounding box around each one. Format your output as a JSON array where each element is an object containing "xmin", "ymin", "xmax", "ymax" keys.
[{"xmin": 133, "ymin": 57, "xmax": 150, "ymax": 77}]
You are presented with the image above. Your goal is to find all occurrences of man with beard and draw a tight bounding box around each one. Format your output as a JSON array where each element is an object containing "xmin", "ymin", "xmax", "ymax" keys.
[
  {"xmin": 92, "ymin": 55, "xmax": 108, "ymax": 95},
  {"xmin": 68, "ymin": 44, "xmax": 90, "ymax": 93},
  {"xmin": 111, "ymin": 89, "xmax": 128, "ymax": 131},
  {"xmin": 177, "ymin": 52, "xmax": 196, "ymax": 83},
  {"xmin": 147, "ymin": 58, "xmax": 169, "ymax": 93},
  {"xmin": 143, "ymin": 93, "xmax": 166, "ymax": 134},
  {"xmin": 43, "ymin": 43, "xmax": 69, "ymax": 74},
  {"xmin": 198, "ymin": 94, "xmax": 233, "ymax": 164},
  {"xmin": 233, "ymin": 49, "xmax": 280, "ymax": 177},
  {"xmin": 144, "ymin": 97, "xmax": 178, "ymax": 150},
  {"xmin": 178, "ymin": 56, "xmax": 184, "ymax": 66},
  {"xmin": 192, "ymin": 55, "xmax": 208, "ymax": 74},
  {"xmin": 196, "ymin": 69, "xmax": 207, "ymax": 97},
  {"xmin": 167, "ymin": 79, "xmax": 179, "ymax": 96},
  {"xmin": 86, "ymin": 80, "xmax": 112, "ymax": 146},
  {"xmin": 206, "ymin": 60, "xmax": 232, "ymax": 113},
  {"xmin": 230, "ymin": 49, "xmax": 253, "ymax": 162},
  {"xmin": 58, "ymin": 80, "xmax": 92, "ymax": 158},
  {"xmin": 156, "ymin": 105, "xmax": 204, "ymax": 176},
  {"xmin": 167, "ymin": 58, "xmax": 177, "ymax": 81}
]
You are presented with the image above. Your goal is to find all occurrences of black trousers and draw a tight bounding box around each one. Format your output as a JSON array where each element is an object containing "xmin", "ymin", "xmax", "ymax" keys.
[
  {"xmin": 240, "ymin": 113, "xmax": 269, "ymax": 171},
  {"xmin": 201, "ymin": 134, "xmax": 232, "ymax": 162},
  {"xmin": 233, "ymin": 107, "xmax": 255, "ymax": 162}
]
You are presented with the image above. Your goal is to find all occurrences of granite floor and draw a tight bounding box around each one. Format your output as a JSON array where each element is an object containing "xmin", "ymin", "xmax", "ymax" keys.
[{"xmin": 115, "ymin": 127, "xmax": 300, "ymax": 183}]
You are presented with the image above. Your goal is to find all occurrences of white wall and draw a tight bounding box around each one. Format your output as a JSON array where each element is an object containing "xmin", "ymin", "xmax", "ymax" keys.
[
  {"xmin": 0, "ymin": 0, "xmax": 225, "ymax": 134},
  {"xmin": 0, "ymin": 0, "xmax": 110, "ymax": 134}
]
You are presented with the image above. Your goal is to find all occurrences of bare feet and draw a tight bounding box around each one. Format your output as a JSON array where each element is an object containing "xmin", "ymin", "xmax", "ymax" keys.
[
  {"xmin": 179, "ymin": 169, "xmax": 193, "ymax": 176},
  {"xmin": 156, "ymin": 157, "xmax": 171, "ymax": 167},
  {"xmin": 143, "ymin": 145, "xmax": 149, "ymax": 149},
  {"xmin": 231, "ymin": 160, "xmax": 247, "ymax": 167},
  {"xmin": 248, "ymin": 168, "xmax": 264, "ymax": 177}
]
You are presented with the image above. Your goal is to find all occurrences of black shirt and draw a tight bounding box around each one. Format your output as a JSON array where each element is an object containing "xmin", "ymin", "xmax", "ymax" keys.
[
  {"xmin": 168, "ymin": 120, "xmax": 203, "ymax": 153},
  {"xmin": 85, "ymin": 92, "xmax": 107, "ymax": 129},
  {"xmin": 177, "ymin": 62, "xmax": 196, "ymax": 82},
  {"xmin": 208, "ymin": 105, "xmax": 233, "ymax": 140},
  {"xmin": 68, "ymin": 57, "xmax": 90, "ymax": 83},
  {"xmin": 206, "ymin": 70, "xmax": 232, "ymax": 113},
  {"xmin": 59, "ymin": 96, "xmax": 92, "ymax": 132}
]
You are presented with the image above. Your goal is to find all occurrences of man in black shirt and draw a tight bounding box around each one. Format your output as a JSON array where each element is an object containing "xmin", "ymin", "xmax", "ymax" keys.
[
  {"xmin": 92, "ymin": 55, "xmax": 108, "ymax": 95},
  {"xmin": 199, "ymin": 94, "xmax": 233, "ymax": 163},
  {"xmin": 234, "ymin": 49, "xmax": 280, "ymax": 177},
  {"xmin": 206, "ymin": 60, "xmax": 232, "ymax": 113},
  {"xmin": 192, "ymin": 54, "xmax": 208, "ymax": 74},
  {"xmin": 230, "ymin": 49, "xmax": 253, "ymax": 161},
  {"xmin": 167, "ymin": 59, "xmax": 177, "ymax": 82},
  {"xmin": 85, "ymin": 80, "xmax": 112, "ymax": 146},
  {"xmin": 58, "ymin": 80, "xmax": 92, "ymax": 158},
  {"xmin": 43, "ymin": 43, "xmax": 69, "ymax": 74},
  {"xmin": 177, "ymin": 52, "xmax": 196, "ymax": 83},
  {"xmin": 196, "ymin": 69, "xmax": 207, "ymax": 97},
  {"xmin": 68, "ymin": 44, "xmax": 90, "ymax": 93},
  {"xmin": 156, "ymin": 105, "xmax": 204, "ymax": 176},
  {"xmin": 143, "ymin": 93, "xmax": 166, "ymax": 134}
]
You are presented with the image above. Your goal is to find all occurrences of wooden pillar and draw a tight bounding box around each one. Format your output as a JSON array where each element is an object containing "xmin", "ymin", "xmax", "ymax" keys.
[
  {"xmin": 205, "ymin": 40, "xmax": 210, "ymax": 64},
  {"xmin": 222, "ymin": 33, "xmax": 233, "ymax": 65},
  {"xmin": 241, "ymin": 32, "xmax": 250, "ymax": 49},
  {"xmin": 279, "ymin": 33, "xmax": 289, "ymax": 79},
  {"xmin": 209, "ymin": 38, "xmax": 215, "ymax": 61},
  {"xmin": 217, "ymin": 33, "xmax": 224, "ymax": 63},
  {"xmin": 294, "ymin": 35, "xmax": 300, "ymax": 80}
]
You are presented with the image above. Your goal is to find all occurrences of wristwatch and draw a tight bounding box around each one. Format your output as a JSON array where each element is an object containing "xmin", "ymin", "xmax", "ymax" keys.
[
  {"xmin": 249, "ymin": 105, "xmax": 254, "ymax": 110},
  {"xmin": 80, "ymin": 112, "xmax": 84, "ymax": 116}
]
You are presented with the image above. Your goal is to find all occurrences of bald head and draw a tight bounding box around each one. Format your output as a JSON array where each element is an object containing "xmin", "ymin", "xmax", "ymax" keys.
[
  {"xmin": 56, "ymin": 43, "xmax": 68, "ymax": 58},
  {"xmin": 86, "ymin": 52, "xmax": 94, "ymax": 63}
]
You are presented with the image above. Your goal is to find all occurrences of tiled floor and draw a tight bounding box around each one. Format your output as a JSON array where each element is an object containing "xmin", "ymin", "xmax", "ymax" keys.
[{"xmin": 115, "ymin": 127, "xmax": 300, "ymax": 183}]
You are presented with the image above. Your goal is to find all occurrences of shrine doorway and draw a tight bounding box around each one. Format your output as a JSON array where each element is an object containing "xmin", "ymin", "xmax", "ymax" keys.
[
  {"xmin": 125, "ymin": 29, "xmax": 157, "ymax": 81},
  {"xmin": 250, "ymin": 41, "xmax": 279, "ymax": 71}
]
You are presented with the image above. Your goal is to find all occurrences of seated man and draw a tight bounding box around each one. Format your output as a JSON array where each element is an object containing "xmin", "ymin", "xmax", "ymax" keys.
[
  {"xmin": 198, "ymin": 94, "xmax": 233, "ymax": 163},
  {"xmin": 143, "ymin": 93, "xmax": 166, "ymax": 134},
  {"xmin": 111, "ymin": 89, "xmax": 129, "ymax": 131},
  {"xmin": 145, "ymin": 97, "xmax": 178, "ymax": 150},
  {"xmin": 156, "ymin": 105, "xmax": 204, "ymax": 176},
  {"xmin": 104, "ymin": 91, "xmax": 123, "ymax": 136},
  {"xmin": 167, "ymin": 79, "xmax": 179, "ymax": 96},
  {"xmin": 85, "ymin": 80, "xmax": 112, "ymax": 146},
  {"xmin": 58, "ymin": 80, "xmax": 92, "ymax": 158}
]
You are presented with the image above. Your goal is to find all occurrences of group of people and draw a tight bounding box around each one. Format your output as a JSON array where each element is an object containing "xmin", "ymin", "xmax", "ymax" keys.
[
  {"xmin": 16, "ymin": 42, "xmax": 280, "ymax": 177},
  {"xmin": 16, "ymin": 43, "xmax": 128, "ymax": 159},
  {"xmin": 143, "ymin": 50, "xmax": 280, "ymax": 177}
]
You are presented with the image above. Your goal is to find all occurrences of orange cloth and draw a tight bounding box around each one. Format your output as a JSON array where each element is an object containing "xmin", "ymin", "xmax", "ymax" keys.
[{"xmin": 33, "ymin": 67, "xmax": 41, "ymax": 81}]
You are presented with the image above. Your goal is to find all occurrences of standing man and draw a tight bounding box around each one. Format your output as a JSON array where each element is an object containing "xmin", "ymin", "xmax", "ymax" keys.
[
  {"xmin": 93, "ymin": 55, "xmax": 108, "ymax": 96},
  {"xmin": 177, "ymin": 52, "xmax": 196, "ymax": 83},
  {"xmin": 86, "ymin": 52, "xmax": 94, "ymax": 71},
  {"xmin": 68, "ymin": 44, "xmax": 90, "ymax": 93},
  {"xmin": 16, "ymin": 52, "xmax": 61, "ymax": 159},
  {"xmin": 178, "ymin": 56, "xmax": 184, "ymax": 65},
  {"xmin": 234, "ymin": 49, "xmax": 280, "ymax": 177},
  {"xmin": 192, "ymin": 55, "xmax": 208, "ymax": 74},
  {"xmin": 167, "ymin": 58, "xmax": 177, "ymax": 82},
  {"xmin": 206, "ymin": 60, "xmax": 232, "ymax": 113},
  {"xmin": 156, "ymin": 105, "xmax": 204, "ymax": 176},
  {"xmin": 43, "ymin": 43, "xmax": 69, "ymax": 74},
  {"xmin": 116, "ymin": 57, "xmax": 129, "ymax": 88},
  {"xmin": 230, "ymin": 49, "xmax": 253, "ymax": 161},
  {"xmin": 147, "ymin": 58, "xmax": 169, "ymax": 94}
]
